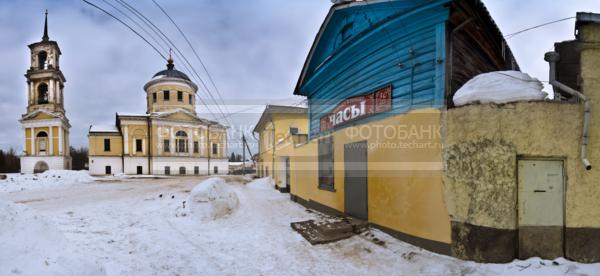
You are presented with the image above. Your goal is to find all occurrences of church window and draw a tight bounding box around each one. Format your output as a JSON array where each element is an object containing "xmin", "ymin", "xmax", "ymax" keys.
[
  {"xmin": 104, "ymin": 138, "xmax": 111, "ymax": 151},
  {"xmin": 212, "ymin": 143, "xmax": 218, "ymax": 155},
  {"xmin": 136, "ymin": 139, "xmax": 143, "ymax": 152},
  {"xmin": 164, "ymin": 139, "xmax": 170, "ymax": 152},
  {"xmin": 37, "ymin": 83, "xmax": 49, "ymax": 104},
  {"xmin": 189, "ymin": 94, "xmax": 192, "ymax": 104},
  {"xmin": 179, "ymin": 166, "xmax": 186, "ymax": 175},
  {"xmin": 38, "ymin": 51, "xmax": 48, "ymax": 69},
  {"xmin": 165, "ymin": 166, "xmax": 170, "ymax": 175},
  {"xmin": 164, "ymin": 90, "xmax": 170, "ymax": 101},
  {"xmin": 193, "ymin": 141, "xmax": 199, "ymax": 153},
  {"xmin": 177, "ymin": 91, "xmax": 183, "ymax": 102},
  {"xmin": 152, "ymin": 92, "xmax": 157, "ymax": 103},
  {"xmin": 37, "ymin": 131, "xmax": 48, "ymax": 153},
  {"xmin": 175, "ymin": 131, "xmax": 188, "ymax": 153}
]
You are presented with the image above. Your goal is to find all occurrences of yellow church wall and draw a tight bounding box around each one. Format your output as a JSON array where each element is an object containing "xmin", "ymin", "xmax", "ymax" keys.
[
  {"xmin": 24, "ymin": 128, "xmax": 31, "ymax": 156},
  {"xmin": 290, "ymin": 108, "xmax": 450, "ymax": 244},
  {"xmin": 88, "ymin": 135, "xmax": 123, "ymax": 156},
  {"xmin": 124, "ymin": 124, "xmax": 149, "ymax": 157},
  {"xmin": 146, "ymin": 84, "xmax": 196, "ymax": 113}
]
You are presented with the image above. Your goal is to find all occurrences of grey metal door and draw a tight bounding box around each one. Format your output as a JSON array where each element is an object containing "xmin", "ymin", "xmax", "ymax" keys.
[
  {"xmin": 518, "ymin": 159, "xmax": 565, "ymax": 259},
  {"xmin": 344, "ymin": 141, "xmax": 368, "ymax": 220}
]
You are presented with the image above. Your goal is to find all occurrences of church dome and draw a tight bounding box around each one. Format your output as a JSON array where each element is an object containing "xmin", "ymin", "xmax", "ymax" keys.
[{"xmin": 151, "ymin": 57, "xmax": 190, "ymax": 81}]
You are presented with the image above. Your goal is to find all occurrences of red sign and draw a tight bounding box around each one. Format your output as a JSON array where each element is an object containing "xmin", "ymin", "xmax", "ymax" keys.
[{"xmin": 320, "ymin": 85, "xmax": 392, "ymax": 132}]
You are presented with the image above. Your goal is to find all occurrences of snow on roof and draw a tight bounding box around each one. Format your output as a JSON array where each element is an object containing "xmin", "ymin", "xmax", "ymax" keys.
[
  {"xmin": 453, "ymin": 71, "xmax": 548, "ymax": 107},
  {"xmin": 116, "ymin": 112, "xmax": 148, "ymax": 117},
  {"xmin": 89, "ymin": 125, "xmax": 119, "ymax": 133}
]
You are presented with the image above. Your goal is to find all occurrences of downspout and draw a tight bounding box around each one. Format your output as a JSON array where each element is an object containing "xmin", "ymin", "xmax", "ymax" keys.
[
  {"xmin": 147, "ymin": 116, "xmax": 152, "ymax": 175},
  {"xmin": 545, "ymin": 51, "xmax": 592, "ymax": 170}
]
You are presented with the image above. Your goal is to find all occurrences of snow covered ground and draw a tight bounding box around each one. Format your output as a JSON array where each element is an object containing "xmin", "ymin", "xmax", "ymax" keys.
[{"xmin": 1, "ymin": 172, "xmax": 599, "ymax": 275}]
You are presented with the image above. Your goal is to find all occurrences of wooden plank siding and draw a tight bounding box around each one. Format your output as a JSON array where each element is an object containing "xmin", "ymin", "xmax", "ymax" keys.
[{"xmin": 296, "ymin": 0, "xmax": 518, "ymax": 138}]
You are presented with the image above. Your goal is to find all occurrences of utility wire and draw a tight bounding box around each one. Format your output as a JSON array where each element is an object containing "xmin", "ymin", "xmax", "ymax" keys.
[
  {"xmin": 110, "ymin": 0, "xmax": 220, "ymax": 121},
  {"xmin": 82, "ymin": 0, "xmax": 166, "ymax": 60},
  {"xmin": 150, "ymin": 0, "xmax": 232, "ymax": 124},
  {"xmin": 505, "ymin": 16, "xmax": 575, "ymax": 39},
  {"xmin": 114, "ymin": 0, "xmax": 229, "ymax": 124}
]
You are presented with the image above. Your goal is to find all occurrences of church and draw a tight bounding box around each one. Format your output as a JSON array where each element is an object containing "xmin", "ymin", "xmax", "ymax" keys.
[
  {"xmin": 19, "ymin": 11, "xmax": 71, "ymax": 173},
  {"xmin": 87, "ymin": 54, "xmax": 229, "ymax": 176}
]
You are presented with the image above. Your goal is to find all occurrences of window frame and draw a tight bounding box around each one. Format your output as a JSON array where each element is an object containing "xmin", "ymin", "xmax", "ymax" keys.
[
  {"xmin": 212, "ymin": 143, "xmax": 218, "ymax": 155},
  {"xmin": 318, "ymin": 136, "xmax": 335, "ymax": 191},
  {"xmin": 163, "ymin": 139, "xmax": 170, "ymax": 152},
  {"xmin": 193, "ymin": 141, "xmax": 199, "ymax": 153},
  {"xmin": 104, "ymin": 138, "xmax": 111, "ymax": 152},
  {"xmin": 163, "ymin": 90, "xmax": 170, "ymax": 101},
  {"xmin": 152, "ymin": 92, "xmax": 157, "ymax": 103},
  {"xmin": 135, "ymin": 139, "xmax": 143, "ymax": 153},
  {"xmin": 177, "ymin": 91, "xmax": 183, "ymax": 102}
]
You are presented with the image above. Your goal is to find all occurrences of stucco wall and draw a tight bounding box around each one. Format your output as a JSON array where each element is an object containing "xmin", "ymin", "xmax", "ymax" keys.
[
  {"xmin": 290, "ymin": 108, "xmax": 451, "ymax": 247},
  {"xmin": 443, "ymin": 102, "xmax": 583, "ymax": 229}
]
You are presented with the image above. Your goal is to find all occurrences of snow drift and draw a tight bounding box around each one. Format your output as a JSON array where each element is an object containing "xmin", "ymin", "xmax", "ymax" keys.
[
  {"xmin": 187, "ymin": 178, "xmax": 239, "ymax": 221},
  {"xmin": 246, "ymin": 177, "xmax": 274, "ymax": 190},
  {"xmin": 0, "ymin": 170, "xmax": 95, "ymax": 192},
  {"xmin": 0, "ymin": 200, "xmax": 105, "ymax": 275},
  {"xmin": 453, "ymin": 71, "xmax": 547, "ymax": 106}
]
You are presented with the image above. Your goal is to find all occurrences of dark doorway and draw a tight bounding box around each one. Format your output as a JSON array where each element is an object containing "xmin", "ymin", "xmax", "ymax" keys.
[
  {"xmin": 214, "ymin": 166, "xmax": 218, "ymax": 174},
  {"xmin": 105, "ymin": 165, "xmax": 111, "ymax": 175},
  {"xmin": 33, "ymin": 161, "xmax": 49, "ymax": 173},
  {"xmin": 285, "ymin": 157, "xmax": 291, "ymax": 192},
  {"xmin": 137, "ymin": 166, "xmax": 143, "ymax": 175},
  {"xmin": 344, "ymin": 141, "xmax": 368, "ymax": 220}
]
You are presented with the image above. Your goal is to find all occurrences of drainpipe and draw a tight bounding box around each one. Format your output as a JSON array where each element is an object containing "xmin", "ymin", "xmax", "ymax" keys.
[{"xmin": 545, "ymin": 51, "xmax": 592, "ymax": 170}]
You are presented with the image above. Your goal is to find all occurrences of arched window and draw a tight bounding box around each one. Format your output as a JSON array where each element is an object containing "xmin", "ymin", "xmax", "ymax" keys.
[
  {"xmin": 37, "ymin": 131, "xmax": 48, "ymax": 153},
  {"xmin": 175, "ymin": 131, "xmax": 188, "ymax": 153},
  {"xmin": 38, "ymin": 51, "xmax": 48, "ymax": 69},
  {"xmin": 37, "ymin": 83, "xmax": 49, "ymax": 104}
]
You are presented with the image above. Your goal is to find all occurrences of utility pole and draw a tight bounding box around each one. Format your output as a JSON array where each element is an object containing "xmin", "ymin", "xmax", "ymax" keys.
[{"xmin": 242, "ymin": 134, "xmax": 246, "ymax": 176}]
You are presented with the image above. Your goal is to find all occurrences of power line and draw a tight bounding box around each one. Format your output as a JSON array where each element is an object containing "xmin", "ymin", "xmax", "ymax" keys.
[
  {"xmin": 149, "ymin": 0, "xmax": 232, "ymax": 125},
  {"xmin": 151, "ymin": 0, "xmax": 231, "ymax": 116},
  {"xmin": 505, "ymin": 16, "xmax": 575, "ymax": 39},
  {"xmin": 81, "ymin": 0, "xmax": 166, "ymax": 60},
  {"xmin": 114, "ymin": 0, "xmax": 230, "ymax": 124}
]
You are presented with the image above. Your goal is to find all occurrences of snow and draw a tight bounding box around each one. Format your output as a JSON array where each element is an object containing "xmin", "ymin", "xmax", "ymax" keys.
[
  {"xmin": 246, "ymin": 177, "xmax": 274, "ymax": 190},
  {"xmin": 89, "ymin": 125, "xmax": 119, "ymax": 133},
  {"xmin": 0, "ymin": 170, "xmax": 95, "ymax": 192},
  {"xmin": 0, "ymin": 174, "xmax": 599, "ymax": 275},
  {"xmin": 453, "ymin": 71, "xmax": 548, "ymax": 106},
  {"xmin": 184, "ymin": 177, "xmax": 240, "ymax": 221},
  {"xmin": 0, "ymin": 200, "xmax": 105, "ymax": 276}
]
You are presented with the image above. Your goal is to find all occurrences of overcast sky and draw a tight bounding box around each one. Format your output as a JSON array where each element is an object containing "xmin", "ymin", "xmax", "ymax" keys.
[{"xmin": 0, "ymin": 0, "xmax": 599, "ymax": 155}]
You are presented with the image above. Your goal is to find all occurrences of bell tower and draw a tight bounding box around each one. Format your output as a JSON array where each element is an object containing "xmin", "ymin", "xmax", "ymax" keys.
[{"xmin": 19, "ymin": 10, "xmax": 71, "ymax": 173}]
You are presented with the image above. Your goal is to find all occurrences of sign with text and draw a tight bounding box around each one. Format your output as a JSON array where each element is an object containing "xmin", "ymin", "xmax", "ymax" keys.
[{"xmin": 320, "ymin": 85, "xmax": 392, "ymax": 132}]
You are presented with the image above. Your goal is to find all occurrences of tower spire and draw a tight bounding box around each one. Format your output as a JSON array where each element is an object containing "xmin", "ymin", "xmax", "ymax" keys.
[
  {"xmin": 167, "ymin": 48, "xmax": 174, "ymax": 70},
  {"xmin": 42, "ymin": 9, "xmax": 49, "ymax": 41}
]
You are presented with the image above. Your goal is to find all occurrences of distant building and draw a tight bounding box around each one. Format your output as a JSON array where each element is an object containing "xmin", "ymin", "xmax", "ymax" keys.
[
  {"xmin": 88, "ymin": 56, "xmax": 228, "ymax": 176},
  {"xmin": 20, "ymin": 11, "xmax": 71, "ymax": 173},
  {"xmin": 253, "ymin": 105, "xmax": 308, "ymax": 192}
]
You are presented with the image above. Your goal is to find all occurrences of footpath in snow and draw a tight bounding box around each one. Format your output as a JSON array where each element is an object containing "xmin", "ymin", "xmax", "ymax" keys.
[{"xmin": 0, "ymin": 172, "xmax": 599, "ymax": 275}]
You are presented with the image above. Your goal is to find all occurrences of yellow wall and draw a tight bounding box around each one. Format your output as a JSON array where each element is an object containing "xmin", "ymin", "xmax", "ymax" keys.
[
  {"xmin": 256, "ymin": 112, "xmax": 309, "ymax": 184},
  {"xmin": 290, "ymin": 108, "xmax": 450, "ymax": 244},
  {"xmin": 24, "ymin": 126, "xmax": 68, "ymax": 157},
  {"xmin": 146, "ymin": 84, "xmax": 196, "ymax": 114},
  {"xmin": 89, "ymin": 134, "xmax": 123, "ymax": 156}
]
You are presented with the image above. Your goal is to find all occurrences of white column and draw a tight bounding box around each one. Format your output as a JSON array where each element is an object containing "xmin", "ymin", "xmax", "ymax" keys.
[
  {"xmin": 55, "ymin": 80, "xmax": 60, "ymax": 104},
  {"xmin": 170, "ymin": 128, "xmax": 175, "ymax": 154},
  {"xmin": 29, "ymin": 82, "xmax": 33, "ymax": 105},
  {"xmin": 142, "ymin": 138, "xmax": 146, "ymax": 155},
  {"xmin": 58, "ymin": 126, "xmax": 63, "ymax": 155},
  {"xmin": 49, "ymin": 80, "xmax": 54, "ymax": 102},
  {"xmin": 30, "ymin": 128, "xmax": 35, "ymax": 155},
  {"xmin": 49, "ymin": 126, "xmax": 54, "ymax": 155},
  {"xmin": 124, "ymin": 126, "xmax": 129, "ymax": 155},
  {"xmin": 157, "ymin": 126, "xmax": 162, "ymax": 155},
  {"xmin": 200, "ymin": 127, "xmax": 205, "ymax": 156},
  {"xmin": 188, "ymin": 128, "xmax": 193, "ymax": 156}
]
